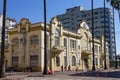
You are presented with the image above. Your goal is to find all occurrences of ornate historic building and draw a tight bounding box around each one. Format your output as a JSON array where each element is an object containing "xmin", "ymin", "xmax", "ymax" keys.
[{"xmin": 5, "ymin": 17, "xmax": 109, "ymax": 72}]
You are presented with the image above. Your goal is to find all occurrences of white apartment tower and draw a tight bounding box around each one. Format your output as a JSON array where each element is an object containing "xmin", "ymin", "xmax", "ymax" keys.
[
  {"xmin": 0, "ymin": 14, "xmax": 17, "ymax": 45},
  {"xmin": 58, "ymin": 6, "xmax": 115, "ymax": 59}
]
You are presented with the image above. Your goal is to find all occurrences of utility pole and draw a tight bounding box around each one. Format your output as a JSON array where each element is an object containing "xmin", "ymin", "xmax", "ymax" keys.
[
  {"xmin": 91, "ymin": 0, "xmax": 96, "ymax": 71},
  {"xmin": 0, "ymin": 0, "xmax": 7, "ymax": 78},
  {"xmin": 43, "ymin": 0, "xmax": 48, "ymax": 75},
  {"xmin": 104, "ymin": 0, "xmax": 107, "ymax": 69}
]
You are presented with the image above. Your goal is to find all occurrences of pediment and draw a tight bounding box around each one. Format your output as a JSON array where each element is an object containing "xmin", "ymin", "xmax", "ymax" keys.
[
  {"xmin": 17, "ymin": 18, "xmax": 31, "ymax": 32},
  {"xmin": 79, "ymin": 21, "xmax": 89, "ymax": 30},
  {"xmin": 20, "ymin": 18, "xmax": 31, "ymax": 25},
  {"xmin": 50, "ymin": 17, "xmax": 62, "ymax": 27}
]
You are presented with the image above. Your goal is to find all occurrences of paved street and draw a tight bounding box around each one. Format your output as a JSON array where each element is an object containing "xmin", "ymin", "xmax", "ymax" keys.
[{"xmin": 1, "ymin": 69, "xmax": 120, "ymax": 80}]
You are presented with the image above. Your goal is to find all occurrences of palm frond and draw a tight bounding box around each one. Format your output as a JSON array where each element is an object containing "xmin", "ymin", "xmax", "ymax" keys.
[
  {"xmin": 106, "ymin": 0, "xmax": 110, "ymax": 2},
  {"xmin": 107, "ymin": 0, "xmax": 120, "ymax": 10}
]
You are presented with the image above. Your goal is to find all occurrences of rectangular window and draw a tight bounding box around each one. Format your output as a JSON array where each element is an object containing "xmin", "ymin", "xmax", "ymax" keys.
[
  {"xmin": 64, "ymin": 39, "xmax": 67, "ymax": 47},
  {"xmin": 30, "ymin": 55, "xmax": 38, "ymax": 67},
  {"xmin": 70, "ymin": 40, "xmax": 76, "ymax": 50},
  {"xmin": 64, "ymin": 56, "xmax": 67, "ymax": 66},
  {"xmin": 78, "ymin": 45, "xmax": 80, "ymax": 49},
  {"xmin": 95, "ymin": 58, "xmax": 98, "ymax": 66},
  {"xmin": 55, "ymin": 36, "xmax": 59, "ymax": 46},
  {"xmin": 99, "ymin": 46, "xmax": 101, "ymax": 53},
  {"xmin": 94, "ymin": 12, "xmax": 98, "ymax": 15},
  {"xmin": 94, "ymin": 45, "xmax": 98, "ymax": 53},
  {"xmin": 12, "ymin": 56, "xmax": 18, "ymax": 67}
]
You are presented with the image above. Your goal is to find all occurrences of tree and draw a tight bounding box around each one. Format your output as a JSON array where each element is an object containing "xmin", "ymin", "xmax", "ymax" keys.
[
  {"xmin": 91, "ymin": 0, "xmax": 96, "ymax": 71},
  {"xmin": 0, "ymin": 0, "xmax": 7, "ymax": 78},
  {"xmin": 104, "ymin": 0, "xmax": 107, "ymax": 70},
  {"xmin": 43, "ymin": 0, "xmax": 48, "ymax": 75},
  {"xmin": 106, "ymin": 0, "xmax": 118, "ymax": 69},
  {"xmin": 107, "ymin": 0, "xmax": 120, "ymax": 22}
]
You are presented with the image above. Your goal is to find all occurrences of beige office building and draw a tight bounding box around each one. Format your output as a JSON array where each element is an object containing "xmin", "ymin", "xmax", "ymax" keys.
[{"xmin": 6, "ymin": 17, "xmax": 109, "ymax": 72}]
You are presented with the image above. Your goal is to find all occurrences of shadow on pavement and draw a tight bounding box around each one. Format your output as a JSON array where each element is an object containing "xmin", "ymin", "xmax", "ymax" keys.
[{"xmin": 69, "ymin": 70, "xmax": 120, "ymax": 78}]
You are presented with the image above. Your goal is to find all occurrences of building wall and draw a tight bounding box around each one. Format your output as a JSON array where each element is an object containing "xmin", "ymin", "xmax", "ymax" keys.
[{"xmin": 6, "ymin": 17, "xmax": 109, "ymax": 72}]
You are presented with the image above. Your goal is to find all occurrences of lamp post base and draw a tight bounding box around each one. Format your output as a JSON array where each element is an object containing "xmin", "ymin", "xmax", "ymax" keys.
[
  {"xmin": 92, "ymin": 66, "xmax": 96, "ymax": 71},
  {"xmin": 104, "ymin": 66, "xmax": 107, "ymax": 69}
]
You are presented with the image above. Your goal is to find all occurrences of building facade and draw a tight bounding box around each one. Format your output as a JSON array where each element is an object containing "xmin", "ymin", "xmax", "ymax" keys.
[
  {"xmin": 6, "ymin": 17, "xmax": 109, "ymax": 72},
  {"xmin": 58, "ymin": 6, "xmax": 115, "ymax": 59}
]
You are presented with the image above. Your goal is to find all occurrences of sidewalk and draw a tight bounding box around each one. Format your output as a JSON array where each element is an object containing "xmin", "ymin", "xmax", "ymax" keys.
[{"xmin": 1, "ymin": 72, "xmax": 53, "ymax": 80}]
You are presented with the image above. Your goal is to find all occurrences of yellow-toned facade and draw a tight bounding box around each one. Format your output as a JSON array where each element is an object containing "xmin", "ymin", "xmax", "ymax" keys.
[{"xmin": 5, "ymin": 17, "xmax": 109, "ymax": 72}]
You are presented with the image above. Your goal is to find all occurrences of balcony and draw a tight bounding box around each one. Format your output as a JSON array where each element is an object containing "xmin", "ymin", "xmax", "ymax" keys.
[
  {"xmin": 52, "ymin": 45, "xmax": 64, "ymax": 53},
  {"xmin": 81, "ymin": 50, "xmax": 92, "ymax": 58}
]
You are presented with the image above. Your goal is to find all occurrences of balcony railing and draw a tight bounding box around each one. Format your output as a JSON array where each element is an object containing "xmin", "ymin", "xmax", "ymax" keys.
[
  {"xmin": 81, "ymin": 50, "xmax": 92, "ymax": 58},
  {"xmin": 52, "ymin": 45, "xmax": 64, "ymax": 53}
]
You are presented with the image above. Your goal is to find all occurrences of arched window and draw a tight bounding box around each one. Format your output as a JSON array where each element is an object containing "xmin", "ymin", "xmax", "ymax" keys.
[
  {"xmin": 72, "ymin": 56, "xmax": 76, "ymax": 66},
  {"xmin": 56, "ymin": 56, "xmax": 60, "ymax": 66},
  {"xmin": 12, "ymin": 38, "xmax": 19, "ymax": 44},
  {"xmin": 12, "ymin": 38, "xmax": 19, "ymax": 47},
  {"xmin": 20, "ymin": 28, "xmax": 26, "ymax": 34},
  {"xmin": 30, "ymin": 35, "xmax": 38, "ymax": 45},
  {"xmin": 83, "ymin": 33, "xmax": 88, "ymax": 50},
  {"xmin": 55, "ymin": 30, "xmax": 59, "ymax": 46}
]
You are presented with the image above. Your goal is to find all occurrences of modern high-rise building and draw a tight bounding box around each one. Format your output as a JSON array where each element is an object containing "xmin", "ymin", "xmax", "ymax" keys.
[
  {"xmin": 0, "ymin": 14, "xmax": 17, "ymax": 45},
  {"xmin": 58, "ymin": 6, "xmax": 115, "ymax": 59}
]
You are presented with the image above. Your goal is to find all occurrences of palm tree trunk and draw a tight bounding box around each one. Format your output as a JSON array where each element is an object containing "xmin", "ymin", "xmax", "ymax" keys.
[
  {"xmin": 114, "ymin": 7, "xmax": 118, "ymax": 69},
  {"xmin": 91, "ymin": 0, "xmax": 95, "ymax": 71},
  {"xmin": 43, "ymin": 0, "xmax": 48, "ymax": 75},
  {"xmin": 0, "ymin": 0, "xmax": 7, "ymax": 78},
  {"xmin": 118, "ymin": 9, "xmax": 120, "ymax": 23},
  {"xmin": 104, "ymin": 0, "xmax": 107, "ymax": 69}
]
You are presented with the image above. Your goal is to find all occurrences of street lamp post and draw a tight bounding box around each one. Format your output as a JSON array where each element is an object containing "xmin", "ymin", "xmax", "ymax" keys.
[
  {"xmin": 43, "ymin": 0, "xmax": 48, "ymax": 75},
  {"xmin": 104, "ymin": 0, "xmax": 107, "ymax": 69},
  {"xmin": 91, "ymin": 0, "xmax": 96, "ymax": 71},
  {"xmin": 0, "ymin": 0, "xmax": 7, "ymax": 78}
]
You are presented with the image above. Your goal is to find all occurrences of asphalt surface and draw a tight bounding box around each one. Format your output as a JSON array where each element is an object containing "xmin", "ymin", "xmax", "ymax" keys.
[{"xmin": 0, "ymin": 69, "xmax": 120, "ymax": 80}]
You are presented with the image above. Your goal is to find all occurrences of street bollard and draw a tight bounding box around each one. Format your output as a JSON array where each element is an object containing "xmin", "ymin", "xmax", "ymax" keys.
[
  {"xmin": 82, "ymin": 70, "xmax": 84, "ymax": 76},
  {"xmin": 105, "ymin": 71, "xmax": 107, "ymax": 77},
  {"xmin": 76, "ymin": 68, "xmax": 78, "ymax": 73},
  {"xmin": 96, "ymin": 71, "xmax": 99, "ymax": 77}
]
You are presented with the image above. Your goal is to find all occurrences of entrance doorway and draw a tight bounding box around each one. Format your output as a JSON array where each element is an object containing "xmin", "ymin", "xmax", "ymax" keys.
[{"xmin": 84, "ymin": 58, "xmax": 88, "ymax": 69}]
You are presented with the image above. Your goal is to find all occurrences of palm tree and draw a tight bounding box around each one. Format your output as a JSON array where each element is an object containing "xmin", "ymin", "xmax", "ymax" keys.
[
  {"xmin": 43, "ymin": 0, "xmax": 48, "ymax": 75},
  {"xmin": 107, "ymin": 0, "xmax": 120, "ymax": 22},
  {"xmin": 91, "ymin": 0, "xmax": 96, "ymax": 71},
  {"xmin": 106, "ymin": 0, "xmax": 118, "ymax": 69},
  {"xmin": 104, "ymin": 0, "xmax": 107, "ymax": 69},
  {"xmin": 0, "ymin": 0, "xmax": 7, "ymax": 78}
]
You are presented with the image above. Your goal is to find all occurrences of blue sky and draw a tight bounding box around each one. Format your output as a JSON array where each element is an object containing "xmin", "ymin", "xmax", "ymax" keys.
[{"xmin": 0, "ymin": 0, "xmax": 120, "ymax": 54}]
